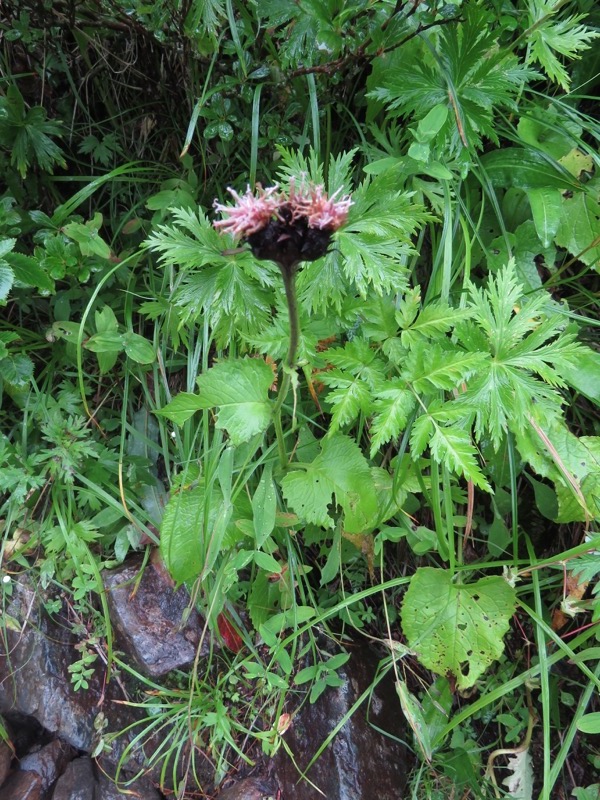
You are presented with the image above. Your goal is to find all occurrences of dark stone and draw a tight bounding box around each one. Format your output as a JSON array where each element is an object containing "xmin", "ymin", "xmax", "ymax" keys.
[
  {"xmin": 217, "ymin": 777, "xmax": 278, "ymax": 800},
  {"xmin": 2, "ymin": 713, "xmax": 52, "ymax": 756},
  {"xmin": 50, "ymin": 757, "xmax": 95, "ymax": 800},
  {"xmin": 0, "ymin": 770, "xmax": 43, "ymax": 800},
  {"xmin": 19, "ymin": 739, "xmax": 74, "ymax": 788},
  {"xmin": 103, "ymin": 553, "xmax": 210, "ymax": 678},
  {"xmin": 273, "ymin": 646, "xmax": 408, "ymax": 800}
]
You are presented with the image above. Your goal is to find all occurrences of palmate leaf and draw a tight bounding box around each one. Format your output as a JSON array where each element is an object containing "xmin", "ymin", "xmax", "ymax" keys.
[
  {"xmin": 526, "ymin": 0, "xmax": 600, "ymax": 90},
  {"xmin": 146, "ymin": 207, "xmax": 276, "ymax": 347},
  {"xmin": 456, "ymin": 260, "xmax": 587, "ymax": 449},
  {"xmin": 400, "ymin": 301, "xmax": 473, "ymax": 347},
  {"xmin": 368, "ymin": 8, "xmax": 537, "ymax": 152},
  {"xmin": 404, "ymin": 341, "xmax": 487, "ymax": 394},
  {"xmin": 320, "ymin": 339, "xmax": 387, "ymax": 433}
]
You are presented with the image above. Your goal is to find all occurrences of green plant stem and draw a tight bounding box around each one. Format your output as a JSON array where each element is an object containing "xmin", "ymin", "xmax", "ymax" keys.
[{"xmin": 272, "ymin": 264, "xmax": 301, "ymax": 469}]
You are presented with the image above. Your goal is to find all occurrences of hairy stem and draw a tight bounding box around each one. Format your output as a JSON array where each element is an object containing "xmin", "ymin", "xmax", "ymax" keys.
[{"xmin": 272, "ymin": 263, "xmax": 300, "ymax": 468}]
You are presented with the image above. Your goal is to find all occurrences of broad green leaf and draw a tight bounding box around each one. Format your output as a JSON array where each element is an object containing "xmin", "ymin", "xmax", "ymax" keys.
[
  {"xmin": 62, "ymin": 214, "xmax": 111, "ymax": 259},
  {"xmin": 502, "ymin": 749, "xmax": 534, "ymax": 800},
  {"xmin": 487, "ymin": 221, "xmax": 556, "ymax": 292},
  {"xmin": 252, "ymin": 463, "xmax": 277, "ymax": 547},
  {"xmin": 320, "ymin": 529, "xmax": 342, "ymax": 585},
  {"xmin": 401, "ymin": 568, "xmax": 516, "ymax": 689},
  {"xmin": 84, "ymin": 332, "xmax": 123, "ymax": 354},
  {"xmin": 121, "ymin": 332, "xmax": 156, "ymax": 364},
  {"xmin": 554, "ymin": 186, "xmax": 600, "ymax": 268},
  {"xmin": 253, "ymin": 551, "xmax": 281, "ymax": 573},
  {"xmin": 526, "ymin": 187, "xmax": 562, "ymax": 247},
  {"xmin": 561, "ymin": 347, "xmax": 600, "ymax": 404},
  {"xmin": 95, "ymin": 305, "xmax": 118, "ymax": 333},
  {"xmin": 156, "ymin": 392, "xmax": 205, "ymax": 426},
  {"xmin": 481, "ymin": 148, "xmax": 579, "ymax": 191},
  {"xmin": 0, "ymin": 353, "xmax": 34, "ymax": 387},
  {"xmin": 160, "ymin": 479, "xmax": 233, "ymax": 583},
  {"xmin": 195, "ymin": 358, "xmax": 275, "ymax": 445},
  {"xmin": 160, "ymin": 482, "xmax": 218, "ymax": 583},
  {"xmin": 576, "ymin": 713, "xmax": 600, "ymax": 735},
  {"xmin": 281, "ymin": 434, "xmax": 378, "ymax": 533}
]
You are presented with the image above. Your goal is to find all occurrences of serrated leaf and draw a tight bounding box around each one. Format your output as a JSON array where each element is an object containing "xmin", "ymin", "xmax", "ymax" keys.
[
  {"xmin": 430, "ymin": 426, "xmax": 491, "ymax": 491},
  {"xmin": 400, "ymin": 302, "xmax": 472, "ymax": 347},
  {"xmin": 527, "ymin": 2, "xmax": 599, "ymax": 90},
  {"xmin": 0, "ymin": 264, "xmax": 14, "ymax": 302},
  {"xmin": 370, "ymin": 381, "xmax": 416, "ymax": 456},
  {"xmin": 281, "ymin": 434, "xmax": 378, "ymax": 533},
  {"xmin": 410, "ymin": 413, "xmax": 434, "ymax": 458},
  {"xmin": 5, "ymin": 252, "xmax": 54, "ymax": 293},
  {"xmin": 401, "ymin": 567, "xmax": 516, "ymax": 689},
  {"xmin": 195, "ymin": 358, "xmax": 275, "ymax": 445},
  {"xmin": 407, "ymin": 344, "xmax": 486, "ymax": 394}
]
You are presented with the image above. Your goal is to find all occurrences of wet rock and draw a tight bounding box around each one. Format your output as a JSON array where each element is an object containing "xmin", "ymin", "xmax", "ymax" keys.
[
  {"xmin": 103, "ymin": 553, "xmax": 210, "ymax": 678},
  {"xmin": 95, "ymin": 770, "xmax": 162, "ymax": 799},
  {"xmin": 0, "ymin": 580, "xmax": 97, "ymax": 751},
  {"xmin": 217, "ymin": 777, "xmax": 278, "ymax": 800},
  {"xmin": 0, "ymin": 770, "xmax": 43, "ymax": 800},
  {"xmin": 19, "ymin": 739, "xmax": 74, "ymax": 788},
  {"xmin": 274, "ymin": 645, "xmax": 408, "ymax": 800},
  {"xmin": 50, "ymin": 757, "xmax": 95, "ymax": 800}
]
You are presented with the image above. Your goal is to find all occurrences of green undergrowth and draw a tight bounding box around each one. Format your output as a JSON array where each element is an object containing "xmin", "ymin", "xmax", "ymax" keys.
[{"xmin": 1, "ymin": 1, "xmax": 600, "ymax": 798}]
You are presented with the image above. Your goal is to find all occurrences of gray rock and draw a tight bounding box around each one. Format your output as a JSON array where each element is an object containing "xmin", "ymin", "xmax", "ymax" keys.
[
  {"xmin": 0, "ymin": 578, "xmax": 172, "ymax": 787},
  {"xmin": 0, "ymin": 770, "xmax": 43, "ymax": 800},
  {"xmin": 274, "ymin": 645, "xmax": 408, "ymax": 800},
  {"xmin": 0, "ymin": 580, "xmax": 96, "ymax": 752},
  {"xmin": 20, "ymin": 740, "xmax": 73, "ymax": 788},
  {"xmin": 103, "ymin": 554, "xmax": 210, "ymax": 678},
  {"xmin": 50, "ymin": 757, "xmax": 95, "ymax": 800}
]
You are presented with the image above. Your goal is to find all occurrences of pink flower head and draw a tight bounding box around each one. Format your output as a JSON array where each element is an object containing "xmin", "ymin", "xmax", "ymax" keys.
[
  {"xmin": 289, "ymin": 181, "xmax": 353, "ymax": 230},
  {"xmin": 213, "ymin": 184, "xmax": 282, "ymax": 238},
  {"xmin": 213, "ymin": 179, "xmax": 353, "ymax": 271}
]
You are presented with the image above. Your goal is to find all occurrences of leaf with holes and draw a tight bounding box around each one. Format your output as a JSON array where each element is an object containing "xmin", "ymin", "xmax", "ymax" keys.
[{"xmin": 401, "ymin": 567, "xmax": 516, "ymax": 689}]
